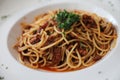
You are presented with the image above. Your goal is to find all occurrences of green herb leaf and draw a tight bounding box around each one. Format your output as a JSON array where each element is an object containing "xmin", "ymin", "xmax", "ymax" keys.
[{"xmin": 56, "ymin": 10, "xmax": 80, "ymax": 30}]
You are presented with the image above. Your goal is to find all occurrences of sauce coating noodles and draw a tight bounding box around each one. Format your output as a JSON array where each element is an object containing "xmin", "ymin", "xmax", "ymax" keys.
[{"xmin": 14, "ymin": 9, "xmax": 117, "ymax": 72}]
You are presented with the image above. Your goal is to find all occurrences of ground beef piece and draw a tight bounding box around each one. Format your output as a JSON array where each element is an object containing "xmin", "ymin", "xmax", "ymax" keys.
[
  {"xmin": 37, "ymin": 22, "xmax": 48, "ymax": 33},
  {"xmin": 46, "ymin": 47, "xmax": 62, "ymax": 66},
  {"xmin": 78, "ymin": 49, "xmax": 87, "ymax": 57},
  {"xmin": 82, "ymin": 14, "xmax": 97, "ymax": 28},
  {"xmin": 30, "ymin": 35, "xmax": 41, "ymax": 44},
  {"xmin": 52, "ymin": 47, "xmax": 62, "ymax": 65},
  {"xmin": 93, "ymin": 55, "xmax": 102, "ymax": 61}
]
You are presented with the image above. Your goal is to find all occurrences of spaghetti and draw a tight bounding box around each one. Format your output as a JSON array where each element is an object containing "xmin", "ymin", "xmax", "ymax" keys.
[{"xmin": 14, "ymin": 9, "xmax": 117, "ymax": 72}]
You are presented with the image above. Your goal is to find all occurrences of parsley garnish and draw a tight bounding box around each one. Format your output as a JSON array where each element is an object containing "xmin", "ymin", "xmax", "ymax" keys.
[{"xmin": 56, "ymin": 10, "xmax": 80, "ymax": 30}]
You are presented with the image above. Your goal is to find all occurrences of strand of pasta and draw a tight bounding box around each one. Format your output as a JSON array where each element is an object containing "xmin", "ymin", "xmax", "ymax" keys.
[
  {"xmin": 93, "ymin": 38, "xmax": 110, "ymax": 51},
  {"xmin": 66, "ymin": 43, "xmax": 82, "ymax": 68},
  {"xmin": 40, "ymin": 38, "xmax": 64, "ymax": 51}
]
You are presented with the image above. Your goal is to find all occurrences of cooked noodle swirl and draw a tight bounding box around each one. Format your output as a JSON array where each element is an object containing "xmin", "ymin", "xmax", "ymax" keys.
[{"xmin": 14, "ymin": 9, "xmax": 117, "ymax": 72}]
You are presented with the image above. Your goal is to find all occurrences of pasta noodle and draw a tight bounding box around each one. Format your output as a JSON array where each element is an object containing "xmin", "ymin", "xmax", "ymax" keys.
[{"xmin": 14, "ymin": 9, "xmax": 117, "ymax": 72}]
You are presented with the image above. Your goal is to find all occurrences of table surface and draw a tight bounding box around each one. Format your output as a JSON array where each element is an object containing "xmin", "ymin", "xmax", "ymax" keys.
[{"xmin": 0, "ymin": 0, "xmax": 120, "ymax": 80}]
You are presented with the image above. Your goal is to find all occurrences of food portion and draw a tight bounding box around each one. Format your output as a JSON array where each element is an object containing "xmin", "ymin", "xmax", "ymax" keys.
[{"xmin": 14, "ymin": 9, "xmax": 117, "ymax": 72}]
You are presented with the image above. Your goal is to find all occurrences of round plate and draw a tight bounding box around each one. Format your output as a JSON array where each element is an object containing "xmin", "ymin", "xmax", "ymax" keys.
[{"xmin": 0, "ymin": 0, "xmax": 120, "ymax": 80}]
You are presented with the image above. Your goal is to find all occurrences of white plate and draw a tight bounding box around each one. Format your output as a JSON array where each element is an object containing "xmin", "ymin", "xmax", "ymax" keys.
[{"xmin": 0, "ymin": 0, "xmax": 120, "ymax": 80}]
